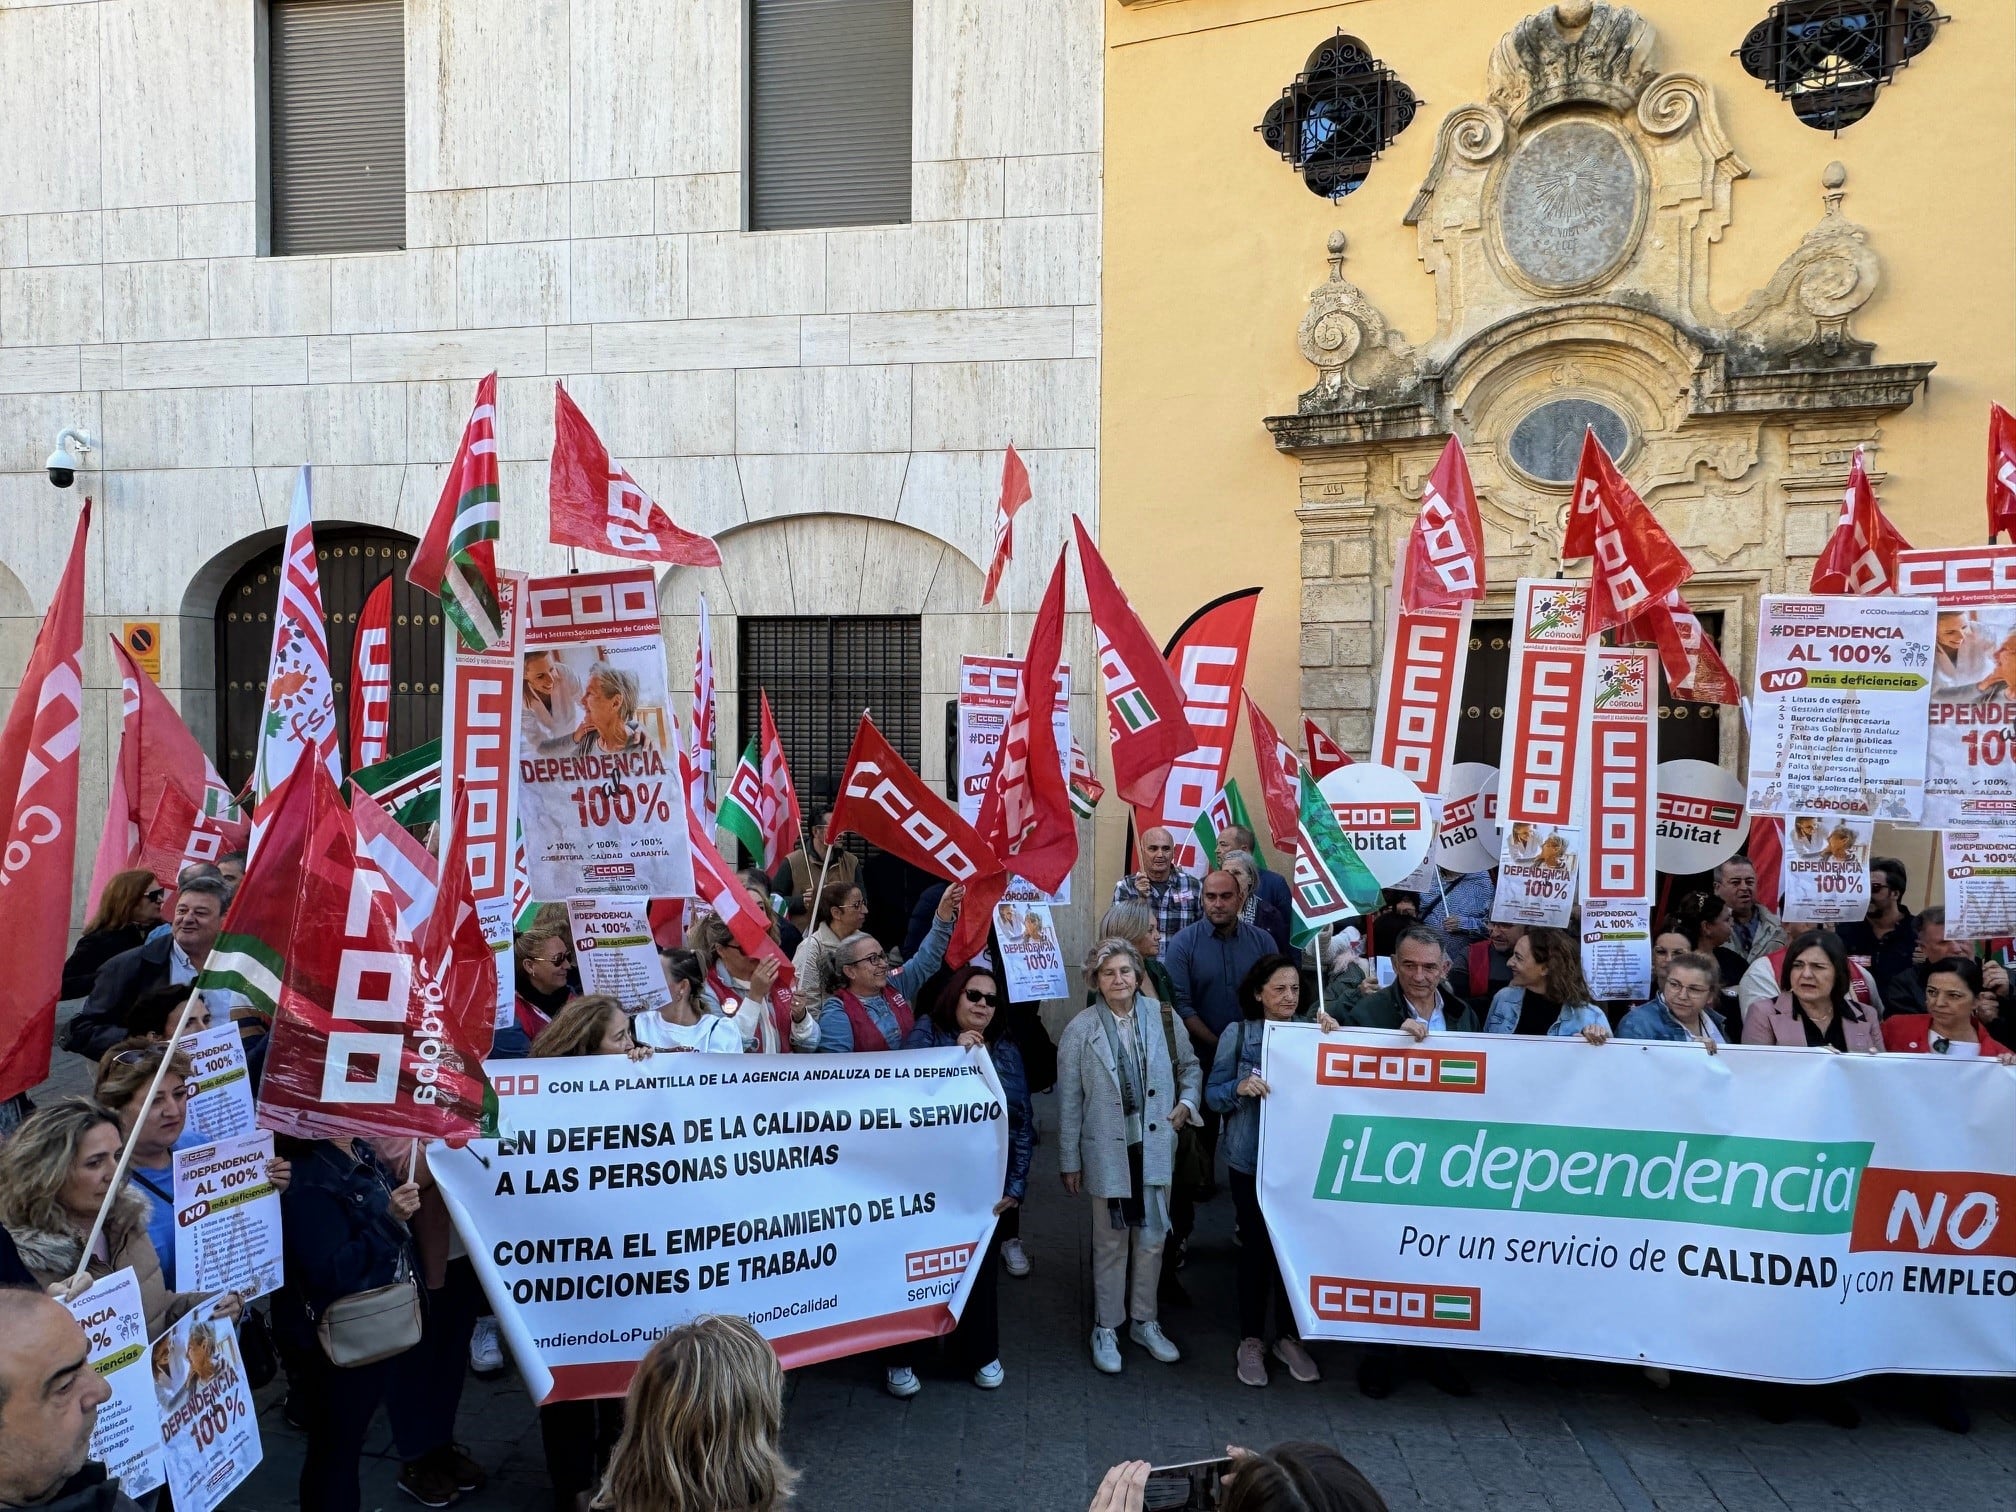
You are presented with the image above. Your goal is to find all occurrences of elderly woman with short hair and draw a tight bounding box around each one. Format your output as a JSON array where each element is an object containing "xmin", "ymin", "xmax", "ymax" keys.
[
  {"xmin": 572, "ymin": 662, "xmax": 648, "ymax": 757},
  {"xmin": 1217, "ymin": 849, "xmax": 1293, "ymax": 956},
  {"xmin": 815, "ymin": 885, "xmax": 962, "ymax": 1052},
  {"xmin": 1056, "ymin": 937, "xmax": 1202, "ymax": 1376}
]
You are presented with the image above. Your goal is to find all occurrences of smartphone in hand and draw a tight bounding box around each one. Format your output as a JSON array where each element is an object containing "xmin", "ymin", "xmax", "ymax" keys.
[{"xmin": 1144, "ymin": 1457, "xmax": 1234, "ymax": 1510}]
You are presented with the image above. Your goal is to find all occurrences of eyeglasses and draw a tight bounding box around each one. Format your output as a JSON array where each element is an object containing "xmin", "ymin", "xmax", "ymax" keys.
[
  {"xmin": 846, "ymin": 951, "xmax": 888, "ymax": 969},
  {"xmin": 962, "ymin": 988, "xmax": 1000, "ymax": 1007},
  {"xmin": 144, "ymin": 888, "xmax": 167, "ymax": 903}
]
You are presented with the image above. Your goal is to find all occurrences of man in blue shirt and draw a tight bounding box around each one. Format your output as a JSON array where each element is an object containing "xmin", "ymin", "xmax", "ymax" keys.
[{"xmin": 1164, "ymin": 871, "xmax": 1274, "ymax": 1059}]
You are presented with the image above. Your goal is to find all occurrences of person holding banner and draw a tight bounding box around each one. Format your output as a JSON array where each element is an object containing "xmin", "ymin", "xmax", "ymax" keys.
[
  {"xmin": 534, "ymin": 994, "xmax": 656, "ymax": 1061},
  {"xmin": 1484, "ymin": 930, "xmax": 1609, "ymax": 1041},
  {"xmin": 634, "ymin": 957, "xmax": 742, "ymax": 1055},
  {"xmin": 0, "ymin": 1100, "xmax": 243, "ymax": 1338},
  {"xmin": 1742, "ymin": 931, "xmax": 1884, "ymax": 1053},
  {"xmin": 1881, "ymin": 958, "xmax": 2015, "ymax": 1061},
  {"xmin": 1345, "ymin": 926, "xmax": 1477, "ymax": 1036},
  {"xmin": 59, "ymin": 869, "xmax": 164, "ymax": 1001},
  {"xmin": 508, "ymin": 925, "xmax": 579, "ymax": 1055},
  {"xmin": 1205, "ymin": 955, "xmax": 1335, "ymax": 1388},
  {"xmin": 1057, "ymin": 938, "xmax": 1201, "ymax": 1375},
  {"xmin": 815, "ymin": 885, "xmax": 962, "ymax": 1053},
  {"xmin": 0, "ymin": 1291, "xmax": 140, "ymax": 1512},
  {"xmin": 688, "ymin": 916, "xmax": 816, "ymax": 1053},
  {"xmin": 1617, "ymin": 954, "xmax": 1727, "ymax": 1046}
]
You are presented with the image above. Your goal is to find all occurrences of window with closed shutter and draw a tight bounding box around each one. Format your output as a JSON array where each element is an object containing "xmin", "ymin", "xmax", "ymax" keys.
[
  {"xmin": 268, "ymin": 0, "xmax": 406, "ymax": 255},
  {"xmin": 749, "ymin": 0, "xmax": 913, "ymax": 231}
]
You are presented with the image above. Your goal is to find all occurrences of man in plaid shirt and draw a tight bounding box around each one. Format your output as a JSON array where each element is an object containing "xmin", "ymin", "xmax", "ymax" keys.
[{"xmin": 1111, "ymin": 826, "xmax": 1202, "ymax": 939}]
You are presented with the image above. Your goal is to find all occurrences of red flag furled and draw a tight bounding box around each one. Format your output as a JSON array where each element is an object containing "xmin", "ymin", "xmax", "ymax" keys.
[
  {"xmin": 409, "ymin": 372, "xmax": 505, "ymax": 649},
  {"xmin": 1626, "ymin": 590, "xmax": 1740, "ymax": 705},
  {"xmin": 1399, "ymin": 436, "xmax": 1487, "ymax": 613},
  {"xmin": 687, "ymin": 814, "xmax": 796, "ymax": 990},
  {"xmin": 1564, "ymin": 430, "xmax": 1692, "ymax": 636},
  {"xmin": 758, "ymin": 693, "xmax": 803, "ymax": 870},
  {"xmin": 975, "ymin": 547, "xmax": 1078, "ymax": 894},
  {"xmin": 0, "ymin": 502, "xmax": 90, "ymax": 1102},
  {"xmin": 832, "ymin": 714, "xmax": 1006, "ymax": 969},
  {"xmin": 1242, "ymin": 695, "xmax": 1302, "ymax": 863},
  {"xmin": 549, "ymin": 384, "xmax": 722, "ymax": 566},
  {"xmin": 89, "ymin": 634, "xmax": 237, "ymax": 911},
  {"xmin": 1303, "ymin": 718, "xmax": 1350, "ymax": 777},
  {"xmin": 1809, "ymin": 448, "xmax": 1910, "ymax": 595},
  {"xmin": 1747, "ymin": 815, "xmax": 1785, "ymax": 917},
  {"xmin": 348, "ymin": 576, "xmax": 394, "ymax": 771},
  {"xmin": 689, "ymin": 595, "xmax": 718, "ymax": 828},
  {"xmin": 1990, "ymin": 404, "xmax": 2016, "ymax": 543},
  {"xmin": 980, "ymin": 444, "xmax": 1032, "ymax": 607},
  {"xmin": 1071, "ymin": 517, "xmax": 1197, "ymax": 807}
]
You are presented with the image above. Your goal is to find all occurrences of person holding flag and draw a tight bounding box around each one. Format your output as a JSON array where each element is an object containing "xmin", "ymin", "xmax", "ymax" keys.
[{"xmin": 816, "ymin": 885, "xmax": 965, "ymax": 1055}]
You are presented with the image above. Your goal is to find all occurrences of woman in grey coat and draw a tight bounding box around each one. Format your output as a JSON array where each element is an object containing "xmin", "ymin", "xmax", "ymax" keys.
[{"xmin": 1056, "ymin": 937, "xmax": 1202, "ymax": 1375}]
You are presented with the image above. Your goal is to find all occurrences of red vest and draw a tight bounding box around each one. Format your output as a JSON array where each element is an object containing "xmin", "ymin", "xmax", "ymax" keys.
[
  {"xmin": 709, "ymin": 963, "xmax": 795, "ymax": 1051},
  {"xmin": 836, "ymin": 987, "xmax": 913, "ymax": 1052},
  {"xmin": 1468, "ymin": 941, "xmax": 1491, "ymax": 994}
]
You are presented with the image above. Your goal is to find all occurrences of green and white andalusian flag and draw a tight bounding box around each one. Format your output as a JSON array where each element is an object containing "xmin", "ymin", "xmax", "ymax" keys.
[
  {"xmin": 196, "ymin": 760, "xmax": 324, "ymax": 1016},
  {"xmin": 1290, "ymin": 769, "xmax": 1383, "ymax": 947},
  {"xmin": 351, "ymin": 739, "xmax": 442, "ymax": 829},
  {"xmin": 408, "ymin": 373, "xmax": 504, "ymax": 650},
  {"xmin": 716, "ymin": 737, "xmax": 767, "ymax": 860},
  {"xmin": 1192, "ymin": 778, "xmax": 1259, "ymax": 871}
]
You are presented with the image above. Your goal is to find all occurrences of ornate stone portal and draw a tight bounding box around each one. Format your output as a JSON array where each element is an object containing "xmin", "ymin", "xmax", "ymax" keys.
[{"xmin": 1265, "ymin": 1, "xmax": 1932, "ymax": 763}]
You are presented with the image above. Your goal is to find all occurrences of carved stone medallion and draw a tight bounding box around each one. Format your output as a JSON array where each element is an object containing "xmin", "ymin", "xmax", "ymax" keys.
[{"xmin": 1496, "ymin": 119, "xmax": 1641, "ymax": 291}]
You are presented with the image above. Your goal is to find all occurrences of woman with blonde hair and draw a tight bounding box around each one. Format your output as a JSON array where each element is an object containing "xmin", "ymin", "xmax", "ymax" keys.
[
  {"xmin": 531, "ymin": 995, "xmax": 654, "ymax": 1061},
  {"xmin": 61, "ymin": 868, "xmax": 166, "ymax": 999},
  {"xmin": 596, "ymin": 1314, "xmax": 796, "ymax": 1512}
]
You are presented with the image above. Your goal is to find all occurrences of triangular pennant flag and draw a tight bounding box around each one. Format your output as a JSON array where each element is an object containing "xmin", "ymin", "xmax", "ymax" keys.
[
  {"xmin": 1565, "ymin": 430, "xmax": 1692, "ymax": 636},
  {"xmin": 1072, "ymin": 516, "xmax": 1197, "ymax": 807},
  {"xmin": 409, "ymin": 372, "xmax": 505, "ymax": 649},
  {"xmin": 981, "ymin": 444, "xmax": 1033, "ymax": 607},
  {"xmin": 974, "ymin": 546, "xmax": 1077, "ymax": 894},
  {"xmin": 1244, "ymin": 695, "xmax": 1302, "ymax": 862},
  {"xmin": 1303, "ymin": 718, "xmax": 1351, "ymax": 778},
  {"xmin": 251, "ymin": 466, "xmax": 341, "ymax": 852},
  {"xmin": 1810, "ymin": 447, "xmax": 1911, "ymax": 595},
  {"xmin": 347, "ymin": 576, "xmax": 394, "ymax": 771},
  {"xmin": 1400, "ymin": 436, "xmax": 1487, "ymax": 613},
  {"xmin": 1989, "ymin": 403, "xmax": 2016, "ymax": 543},
  {"xmin": 549, "ymin": 383, "xmax": 722, "ymax": 566},
  {"xmin": 1291, "ymin": 770, "xmax": 1382, "ymax": 946}
]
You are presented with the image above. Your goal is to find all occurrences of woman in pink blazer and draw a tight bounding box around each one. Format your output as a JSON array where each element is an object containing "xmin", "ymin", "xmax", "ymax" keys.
[{"xmin": 1741, "ymin": 930, "xmax": 1883, "ymax": 1053}]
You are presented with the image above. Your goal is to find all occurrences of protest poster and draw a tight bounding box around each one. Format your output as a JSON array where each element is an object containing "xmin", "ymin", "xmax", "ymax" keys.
[
  {"xmin": 566, "ymin": 897, "xmax": 667, "ymax": 1011},
  {"xmin": 1132, "ymin": 589, "xmax": 1262, "ymax": 877},
  {"xmin": 432, "ymin": 1047, "xmax": 1007, "ymax": 1402},
  {"xmin": 992, "ymin": 901, "xmax": 1068, "ymax": 1000},
  {"xmin": 1491, "ymin": 822, "xmax": 1580, "ymax": 928},
  {"xmin": 1941, "ymin": 830, "xmax": 2016, "ymax": 939},
  {"xmin": 1894, "ymin": 547, "xmax": 2016, "ymax": 828},
  {"xmin": 1372, "ymin": 600, "xmax": 1473, "ymax": 803},
  {"xmin": 1317, "ymin": 764, "xmax": 1433, "ymax": 887},
  {"xmin": 1781, "ymin": 814, "xmax": 1872, "ymax": 924},
  {"xmin": 1746, "ymin": 594, "xmax": 1936, "ymax": 822},
  {"xmin": 179, "ymin": 1024, "xmax": 254, "ymax": 1142},
  {"xmin": 1581, "ymin": 903, "xmax": 1652, "ymax": 1002},
  {"xmin": 62, "ymin": 1269, "xmax": 164, "ymax": 1498},
  {"xmin": 955, "ymin": 654, "xmax": 1071, "ymax": 903},
  {"xmin": 172, "ymin": 1131, "xmax": 283, "ymax": 1301},
  {"xmin": 1434, "ymin": 763, "xmax": 1500, "ymax": 873},
  {"xmin": 519, "ymin": 571, "xmax": 695, "ymax": 902},
  {"xmin": 1580, "ymin": 649, "xmax": 1656, "ymax": 907},
  {"xmin": 1259, "ymin": 1027, "xmax": 2016, "ymax": 1382},
  {"xmin": 154, "ymin": 1296, "xmax": 262, "ymax": 1512},
  {"xmin": 445, "ymin": 571, "xmax": 524, "ymax": 1026},
  {"xmin": 1499, "ymin": 581, "xmax": 1592, "ymax": 835},
  {"xmin": 1654, "ymin": 759, "xmax": 1748, "ymax": 875}
]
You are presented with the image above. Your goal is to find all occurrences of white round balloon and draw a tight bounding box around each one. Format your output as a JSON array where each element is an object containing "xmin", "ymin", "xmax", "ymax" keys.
[
  {"xmin": 1433, "ymin": 762, "xmax": 1500, "ymax": 873},
  {"xmin": 1317, "ymin": 763, "xmax": 1434, "ymax": 887},
  {"xmin": 1654, "ymin": 759, "xmax": 1748, "ymax": 875}
]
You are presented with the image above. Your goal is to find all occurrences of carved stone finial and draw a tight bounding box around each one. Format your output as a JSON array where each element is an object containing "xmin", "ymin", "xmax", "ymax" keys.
[
  {"xmin": 1326, "ymin": 230, "xmax": 1347, "ymax": 276},
  {"xmin": 1487, "ymin": 2, "xmax": 1657, "ymax": 124},
  {"xmin": 1730, "ymin": 161, "xmax": 1878, "ymax": 371},
  {"xmin": 1294, "ymin": 232, "xmax": 1421, "ymax": 416},
  {"xmin": 1821, "ymin": 160, "xmax": 1847, "ymax": 215}
]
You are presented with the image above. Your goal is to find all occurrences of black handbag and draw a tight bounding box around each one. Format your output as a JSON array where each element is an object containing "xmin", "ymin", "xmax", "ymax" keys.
[{"xmin": 237, "ymin": 1303, "xmax": 279, "ymax": 1390}]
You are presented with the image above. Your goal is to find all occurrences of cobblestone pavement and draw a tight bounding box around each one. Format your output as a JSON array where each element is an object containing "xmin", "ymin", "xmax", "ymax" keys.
[{"xmin": 38, "ymin": 1037, "xmax": 2016, "ymax": 1511}]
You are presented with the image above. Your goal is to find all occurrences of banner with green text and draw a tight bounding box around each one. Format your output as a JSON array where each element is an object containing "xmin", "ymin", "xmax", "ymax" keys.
[{"xmin": 1259, "ymin": 1028, "xmax": 2016, "ymax": 1382}]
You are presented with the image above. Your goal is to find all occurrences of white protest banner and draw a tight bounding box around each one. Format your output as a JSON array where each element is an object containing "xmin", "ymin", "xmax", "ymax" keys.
[
  {"xmin": 1581, "ymin": 903, "xmax": 1651, "ymax": 1001},
  {"xmin": 172, "ymin": 1131, "xmax": 283, "ymax": 1300},
  {"xmin": 1942, "ymin": 830, "xmax": 2016, "ymax": 939},
  {"xmin": 154, "ymin": 1296, "xmax": 261, "ymax": 1512},
  {"xmin": 1747, "ymin": 594, "xmax": 1936, "ymax": 822},
  {"xmin": 1895, "ymin": 547, "xmax": 2016, "ymax": 827},
  {"xmin": 1491, "ymin": 823, "xmax": 1580, "ymax": 928},
  {"xmin": 1655, "ymin": 759, "xmax": 1747, "ymax": 875},
  {"xmin": 180, "ymin": 1024, "xmax": 254, "ymax": 1142},
  {"xmin": 63, "ymin": 1269, "xmax": 164, "ymax": 1498},
  {"xmin": 1434, "ymin": 763, "xmax": 1499, "ymax": 873},
  {"xmin": 1781, "ymin": 814, "xmax": 1872, "ymax": 924},
  {"xmin": 1372, "ymin": 602, "xmax": 1473, "ymax": 802},
  {"xmin": 446, "ymin": 570, "xmax": 525, "ymax": 1026},
  {"xmin": 566, "ymin": 897, "xmax": 666, "ymax": 1011},
  {"xmin": 956, "ymin": 654, "xmax": 1072, "ymax": 902},
  {"xmin": 991, "ymin": 901, "xmax": 1068, "ymax": 1001},
  {"xmin": 1258, "ymin": 1027, "xmax": 2016, "ymax": 1382},
  {"xmin": 519, "ymin": 570, "xmax": 695, "ymax": 902},
  {"xmin": 1317, "ymin": 764, "xmax": 1433, "ymax": 888},
  {"xmin": 432, "ymin": 1047, "xmax": 1007, "ymax": 1402},
  {"xmin": 1580, "ymin": 649, "xmax": 1656, "ymax": 906}
]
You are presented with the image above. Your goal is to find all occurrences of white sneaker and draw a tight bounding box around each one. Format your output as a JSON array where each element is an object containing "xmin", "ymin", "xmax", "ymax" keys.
[
  {"xmin": 1129, "ymin": 1319, "xmax": 1181, "ymax": 1364},
  {"xmin": 973, "ymin": 1359, "xmax": 1005, "ymax": 1389},
  {"xmin": 1000, "ymin": 1238, "xmax": 1031, "ymax": 1278},
  {"xmin": 468, "ymin": 1317, "xmax": 504, "ymax": 1376},
  {"xmin": 1643, "ymin": 1366, "xmax": 1672, "ymax": 1389},
  {"xmin": 1090, "ymin": 1326, "xmax": 1123, "ymax": 1374},
  {"xmin": 885, "ymin": 1366, "xmax": 922, "ymax": 1399}
]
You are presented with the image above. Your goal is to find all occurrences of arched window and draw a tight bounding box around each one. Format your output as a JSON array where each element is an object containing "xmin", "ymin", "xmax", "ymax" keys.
[
  {"xmin": 1737, "ymin": 0, "xmax": 1944, "ymax": 133},
  {"xmin": 1258, "ymin": 34, "xmax": 1419, "ymax": 201}
]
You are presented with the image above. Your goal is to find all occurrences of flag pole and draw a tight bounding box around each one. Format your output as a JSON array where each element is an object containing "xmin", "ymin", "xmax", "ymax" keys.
[{"xmin": 68, "ymin": 989, "xmax": 202, "ymax": 1294}]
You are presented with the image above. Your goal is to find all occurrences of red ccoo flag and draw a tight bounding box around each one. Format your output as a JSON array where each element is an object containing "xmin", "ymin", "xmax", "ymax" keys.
[
  {"xmin": 549, "ymin": 383, "xmax": 722, "ymax": 567},
  {"xmin": 1809, "ymin": 448, "xmax": 1910, "ymax": 595},
  {"xmin": 1747, "ymin": 815, "xmax": 1785, "ymax": 917},
  {"xmin": 980, "ymin": 444, "xmax": 1032, "ymax": 607},
  {"xmin": 1072, "ymin": 517, "xmax": 1197, "ymax": 807},
  {"xmin": 975, "ymin": 547, "xmax": 1077, "ymax": 894},
  {"xmin": 1564, "ymin": 430, "xmax": 1692, "ymax": 636},
  {"xmin": 832, "ymin": 714, "xmax": 1005, "ymax": 969},
  {"xmin": 1400, "ymin": 436, "xmax": 1487, "ymax": 613},
  {"xmin": 348, "ymin": 576, "xmax": 394, "ymax": 771},
  {"xmin": 0, "ymin": 502, "xmax": 90, "ymax": 1102},
  {"xmin": 1243, "ymin": 695, "xmax": 1302, "ymax": 863},
  {"xmin": 1989, "ymin": 404, "xmax": 2016, "ymax": 543},
  {"xmin": 1303, "ymin": 718, "xmax": 1351, "ymax": 777}
]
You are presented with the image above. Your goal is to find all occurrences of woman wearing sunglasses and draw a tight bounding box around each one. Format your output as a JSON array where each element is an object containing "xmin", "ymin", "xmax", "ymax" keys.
[
  {"xmin": 61, "ymin": 868, "xmax": 166, "ymax": 1001},
  {"xmin": 505, "ymin": 925, "xmax": 579, "ymax": 1057},
  {"xmin": 888, "ymin": 965, "xmax": 1031, "ymax": 1397}
]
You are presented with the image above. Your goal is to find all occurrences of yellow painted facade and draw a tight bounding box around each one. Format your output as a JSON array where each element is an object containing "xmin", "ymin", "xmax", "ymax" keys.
[{"xmin": 1097, "ymin": 0, "xmax": 2015, "ymax": 888}]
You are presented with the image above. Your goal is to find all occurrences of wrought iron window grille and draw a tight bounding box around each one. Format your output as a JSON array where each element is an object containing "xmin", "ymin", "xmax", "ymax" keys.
[
  {"xmin": 1737, "ymin": 0, "xmax": 1945, "ymax": 134},
  {"xmin": 1258, "ymin": 33, "xmax": 1419, "ymax": 201}
]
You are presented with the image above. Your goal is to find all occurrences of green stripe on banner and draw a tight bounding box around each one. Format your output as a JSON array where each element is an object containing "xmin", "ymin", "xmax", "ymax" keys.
[
  {"xmin": 1438, "ymin": 1061, "xmax": 1479, "ymax": 1085},
  {"xmin": 1432, "ymin": 1295, "xmax": 1472, "ymax": 1321}
]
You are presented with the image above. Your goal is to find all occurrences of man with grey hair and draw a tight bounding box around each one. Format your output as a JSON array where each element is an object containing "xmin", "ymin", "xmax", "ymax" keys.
[
  {"xmin": 1113, "ymin": 827, "xmax": 1202, "ymax": 940},
  {"xmin": 1345, "ymin": 924, "xmax": 1478, "ymax": 1036},
  {"xmin": 1715, "ymin": 855, "xmax": 1785, "ymax": 962},
  {"xmin": 1215, "ymin": 824, "xmax": 1293, "ymax": 931},
  {"xmin": 66, "ymin": 875, "xmax": 237, "ymax": 1060},
  {"xmin": 0, "ymin": 1288, "xmax": 141, "ymax": 1511}
]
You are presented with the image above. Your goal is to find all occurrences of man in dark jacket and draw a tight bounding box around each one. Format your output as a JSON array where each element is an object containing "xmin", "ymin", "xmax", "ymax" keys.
[
  {"xmin": 1346, "ymin": 925, "xmax": 1480, "ymax": 1033},
  {"xmin": 66, "ymin": 877, "xmax": 230, "ymax": 1060},
  {"xmin": 0, "ymin": 1289, "xmax": 144, "ymax": 1511}
]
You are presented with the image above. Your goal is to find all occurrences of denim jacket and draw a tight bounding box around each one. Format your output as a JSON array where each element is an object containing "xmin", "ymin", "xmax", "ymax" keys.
[
  {"xmin": 1204, "ymin": 1013, "xmax": 1316, "ymax": 1175},
  {"xmin": 901, "ymin": 1018, "xmax": 1034, "ymax": 1201},
  {"xmin": 1617, "ymin": 994, "xmax": 1726, "ymax": 1044},
  {"xmin": 1485, "ymin": 986, "xmax": 1608, "ymax": 1037}
]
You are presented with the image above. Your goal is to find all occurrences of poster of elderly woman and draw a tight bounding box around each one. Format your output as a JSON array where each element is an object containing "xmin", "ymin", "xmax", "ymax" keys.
[
  {"xmin": 517, "ymin": 569, "xmax": 696, "ymax": 900},
  {"xmin": 153, "ymin": 1298, "xmax": 261, "ymax": 1512}
]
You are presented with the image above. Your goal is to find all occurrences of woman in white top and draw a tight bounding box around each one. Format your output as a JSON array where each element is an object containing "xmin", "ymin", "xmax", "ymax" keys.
[
  {"xmin": 633, "ymin": 950, "xmax": 743, "ymax": 1054},
  {"xmin": 520, "ymin": 650, "xmax": 586, "ymax": 756},
  {"xmin": 790, "ymin": 882, "xmax": 870, "ymax": 1005},
  {"xmin": 689, "ymin": 914, "xmax": 818, "ymax": 1054}
]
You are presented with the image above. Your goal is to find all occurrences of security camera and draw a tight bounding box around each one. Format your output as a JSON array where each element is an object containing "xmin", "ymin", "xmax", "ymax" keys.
[{"xmin": 46, "ymin": 427, "xmax": 93, "ymax": 489}]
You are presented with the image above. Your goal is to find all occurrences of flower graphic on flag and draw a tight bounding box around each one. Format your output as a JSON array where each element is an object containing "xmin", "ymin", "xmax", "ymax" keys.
[{"xmin": 1592, "ymin": 657, "xmax": 1647, "ymax": 711}]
